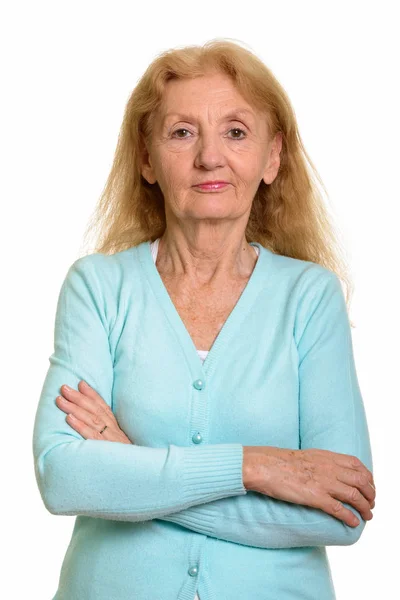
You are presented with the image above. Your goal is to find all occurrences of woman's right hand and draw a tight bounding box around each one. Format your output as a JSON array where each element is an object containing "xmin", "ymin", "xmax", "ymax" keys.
[{"xmin": 242, "ymin": 446, "xmax": 376, "ymax": 527}]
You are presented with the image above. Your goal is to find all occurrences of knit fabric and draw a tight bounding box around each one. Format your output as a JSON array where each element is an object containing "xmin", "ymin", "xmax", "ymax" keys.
[{"xmin": 32, "ymin": 239, "xmax": 373, "ymax": 600}]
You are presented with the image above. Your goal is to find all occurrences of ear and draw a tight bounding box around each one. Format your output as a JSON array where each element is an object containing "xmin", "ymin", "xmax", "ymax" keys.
[
  {"xmin": 262, "ymin": 131, "xmax": 283, "ymax": 185},
  {"xmin": 140, "ymin": 137, "xmax": 157, "ymax": 184}
]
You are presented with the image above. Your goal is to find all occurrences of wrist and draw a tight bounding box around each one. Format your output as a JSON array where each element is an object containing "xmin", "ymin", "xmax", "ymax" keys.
[{"xmin": 242, "ymin": 446, "xmax": 261, "ymax": 491}]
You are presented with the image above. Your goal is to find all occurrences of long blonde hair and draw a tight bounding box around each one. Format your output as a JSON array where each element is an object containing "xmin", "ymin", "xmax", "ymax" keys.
[{"xmin": 79, "ymin": 38, "xmax": 355, "ymax": 324}]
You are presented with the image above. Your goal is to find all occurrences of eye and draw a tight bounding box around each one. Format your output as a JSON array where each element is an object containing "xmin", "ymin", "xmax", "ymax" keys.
[
  {"xmin": 171, "ymin": 128, "xmax": 191, "ymax": 138},
  {"xmin": 229, "ymin": 127, "xmax": 247, "ymax": 140},
  {"xmin": 171, "ymin": 127, "xmax": 247, "ymax": 140}
]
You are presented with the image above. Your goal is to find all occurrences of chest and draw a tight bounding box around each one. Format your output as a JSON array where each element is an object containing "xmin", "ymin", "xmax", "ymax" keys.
[
  {"xmin": 160, "ymin": 276, "xmax": 251, "ymax": 351},
  {"xmin": 109, "ymin": 250, "xmax": 301, "ymax": 451}
]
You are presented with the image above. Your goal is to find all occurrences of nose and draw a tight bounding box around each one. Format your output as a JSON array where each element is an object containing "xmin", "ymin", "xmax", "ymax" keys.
[{"xmin": 194, "ymin": 131, "xmax": 227, "ymax": 170}]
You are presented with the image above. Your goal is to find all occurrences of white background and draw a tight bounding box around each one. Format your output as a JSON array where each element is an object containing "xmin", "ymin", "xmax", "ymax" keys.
[{"xmin": 2, "ymin": 1, "xmax": 398, "ymax": 598}]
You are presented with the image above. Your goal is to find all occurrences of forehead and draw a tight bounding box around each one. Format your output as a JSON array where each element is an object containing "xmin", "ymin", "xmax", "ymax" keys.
[
  {"xmin": 162, "ymin": 108, "xmax": 256, "ymax": 125},
  {"xmin": 158, "ymin": 73, "xmax": 260, "ymax": 124}
]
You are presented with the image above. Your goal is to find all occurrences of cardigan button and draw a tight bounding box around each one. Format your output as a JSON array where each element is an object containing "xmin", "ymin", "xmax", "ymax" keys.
[
  {"xmin": 193, "ymin": 379, "xmax": 204, "ymax": 390},
  {"xmin": 188, "ymin": 565, "xmax": 198, "ymax": 577},
  {"xmin": 192, "ymin": 432, "xmax": 202, "ymax": 444}
]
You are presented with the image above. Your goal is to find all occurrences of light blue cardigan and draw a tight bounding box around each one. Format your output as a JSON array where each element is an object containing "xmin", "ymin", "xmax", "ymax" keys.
[{"xmin": 32, "ymin": 240, "xmax": 373, "ymax": 600}]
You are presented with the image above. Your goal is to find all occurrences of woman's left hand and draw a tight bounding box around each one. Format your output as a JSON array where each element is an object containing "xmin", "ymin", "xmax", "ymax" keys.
[{"xmin": 56, "ymin": 380, "xmax": 133, "ymax": 444}]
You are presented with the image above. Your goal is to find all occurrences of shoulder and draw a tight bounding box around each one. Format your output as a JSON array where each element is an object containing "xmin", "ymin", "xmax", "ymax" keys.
[
  {"xmin": 263, "ymin": 248, "xmax": 345, "ymax": 332},
  {"xmin": 271, "ymin": 255, "xmax": 348, "ymax": 345},
  {"xmin": 264, "ymin": 246, "xmax": 339, "ymax": 294},
  {"xmin": 72, "ymin": 245, "xmax": 136, "ymax": 275},
  {"xmin": 60, "ymin": 246, "xmax": 144, "ymax": 323},
  {"xmin": 68, "ymin": 245, "xmax": 142, "ymax": 293},
  {"xmin": 59, "ymin": 246, "xmax": 144, "ymax": 334}
]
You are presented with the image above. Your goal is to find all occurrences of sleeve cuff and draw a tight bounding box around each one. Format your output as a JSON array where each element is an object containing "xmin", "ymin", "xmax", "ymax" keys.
[{"xmin": 173, "ymin": 443, "xmax": 247, "ymax": 505}]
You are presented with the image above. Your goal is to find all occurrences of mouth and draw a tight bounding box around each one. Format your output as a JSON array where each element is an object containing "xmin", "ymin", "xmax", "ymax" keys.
[{"xmin": 194, "ymin": 182, "xmax": 230, "ymax": 191}]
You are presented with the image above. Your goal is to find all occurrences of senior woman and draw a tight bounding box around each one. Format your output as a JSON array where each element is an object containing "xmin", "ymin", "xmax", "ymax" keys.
[{"xmin": 33, "ymin": 39, "xmax": 375, "ymax": 600}]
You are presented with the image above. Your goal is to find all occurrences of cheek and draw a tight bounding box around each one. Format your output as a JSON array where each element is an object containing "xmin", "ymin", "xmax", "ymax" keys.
[
  {"xmin": 163, "ymin": 156, "xmax": 194, "ymax": 186},
  {"xmin": 164, "ymin": 168, "xmax": 186, "ymax": 191},
  {"xmin": 231, "ymin": 159, "xmax": 263, "ymax": 186},
  {"xmin": 152, "ymin": 157, "xmax": 177, "ymax": 189}
]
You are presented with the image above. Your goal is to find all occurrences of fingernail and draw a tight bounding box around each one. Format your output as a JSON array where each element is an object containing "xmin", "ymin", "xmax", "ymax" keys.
[{"xmin": 63, "ymin": 385, "xmax": 72, "ymax": 391}]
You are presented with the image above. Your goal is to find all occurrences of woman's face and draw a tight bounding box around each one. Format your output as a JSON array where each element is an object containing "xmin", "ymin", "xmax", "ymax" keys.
[{"xmin": 141, "ymin": 71, "xmax": 282, "ymax": 224}]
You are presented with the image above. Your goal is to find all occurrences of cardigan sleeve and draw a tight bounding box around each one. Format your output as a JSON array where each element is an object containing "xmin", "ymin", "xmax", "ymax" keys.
[
  {"xmin": 32, "ymin": 256, "xmax": 247, "ymax": 521},
  {"xmin": 160, "ymin": 270, "xmax": 374, "ymax": 548}
]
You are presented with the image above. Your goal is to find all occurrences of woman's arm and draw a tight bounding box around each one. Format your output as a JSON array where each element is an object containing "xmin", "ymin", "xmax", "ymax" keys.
[
  {"xmin": 159, "ymin": 271, "xmax": 374, "ymax": 547},
  {"xmin": 32, "ymin": 256, "xmax": 247, "ymax": 521}
]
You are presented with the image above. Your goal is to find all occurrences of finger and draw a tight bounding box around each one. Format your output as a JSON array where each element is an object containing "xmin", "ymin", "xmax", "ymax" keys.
[
  {"xmin": 66, "ymin": 413, "xmax": 106, "ymax": 441},
  {"xmin": 368, "ymin": 482, "xmax": 376, "ymax": 507},
  {"xmin": 78, "ymin": 380, "xmax": 113, "ymax": 415},
  {"xmin": 60, "ymin": 384, "xmax": 108, "ymax": 419},
  {"xmin": 330, "ymin": 451, "xmax": 375, "ymax": 489},
  {"xmin": 319, "ymin": 495, "xmax": 362, "ymax": 528},
  {"xmin": 300, "ymin": 482, "xmax": 363, "ymax": 527},
  {"xmin": 56, "ymin": 395, "xmax": 111, "ymax": 434},
  {"xmin": 328, "ymin": 479, "xmax": 373, "ymax": 522},
  {"xmin": 78, "ymin": 380, "xmax": 103, "ymax": 401},
  {"xmin": 347, "ymin": 455, "xmax": 375, "ymax": 489},
  {"xmin": 336, "ymin": 467, "xmax": 376, "ymax": 509}
]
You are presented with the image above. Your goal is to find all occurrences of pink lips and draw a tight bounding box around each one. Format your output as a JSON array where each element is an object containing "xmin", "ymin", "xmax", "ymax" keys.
[{"xmin": 195, "ymin": 182, "xmax": 229, "ymax": 190}]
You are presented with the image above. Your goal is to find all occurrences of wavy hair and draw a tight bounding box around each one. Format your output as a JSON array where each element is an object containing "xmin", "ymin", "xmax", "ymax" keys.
[{"xmin": 79, "ymin": 38, "xmax": 355, "ymax": 324}]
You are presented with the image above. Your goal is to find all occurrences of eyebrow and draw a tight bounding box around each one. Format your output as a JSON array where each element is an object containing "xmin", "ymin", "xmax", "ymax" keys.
[{"xmin": 162, "ymin": 108, "xmax": 255, "ymax": 125}]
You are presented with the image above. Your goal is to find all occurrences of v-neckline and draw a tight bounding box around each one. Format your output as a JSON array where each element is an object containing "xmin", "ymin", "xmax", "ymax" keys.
[{"xmin": 137, "ymin": 239, "xmax": 272, "ymax": 380}]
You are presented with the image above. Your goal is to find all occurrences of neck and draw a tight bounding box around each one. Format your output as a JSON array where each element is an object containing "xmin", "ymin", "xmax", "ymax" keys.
[{"xmin": 155, "ymin": 231, "xmax": 257, "ymax": 287}]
